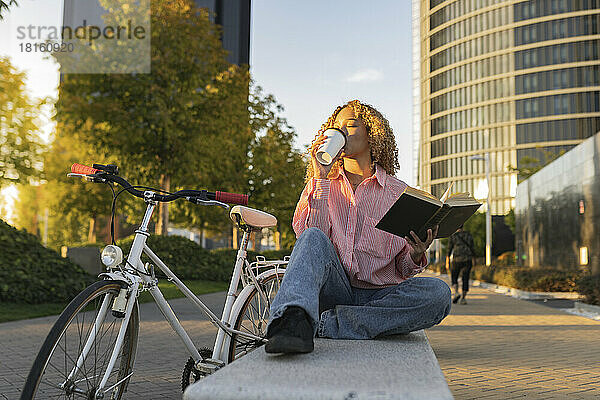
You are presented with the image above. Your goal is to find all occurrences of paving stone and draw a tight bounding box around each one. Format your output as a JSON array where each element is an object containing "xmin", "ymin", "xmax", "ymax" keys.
[
  {"xmin": 6, "ymin": 271, "xmax": 600, "ymax": 400},
  {"xmin": 0, "ymin": 291, "xmax": 225, "ymax": 400},
  {"xmin": 426, "ymin": 272, "xmax": 600, "ymax": 400}
]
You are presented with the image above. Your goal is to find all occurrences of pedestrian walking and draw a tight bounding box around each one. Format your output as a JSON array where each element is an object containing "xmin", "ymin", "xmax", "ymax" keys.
[
  {"xmin": 264, "ymin": 100, "xmax": 451, "ymax": 354},
  {"xmin": 446, "ymin": 225, "xmax": 475, "ymax": 305}
]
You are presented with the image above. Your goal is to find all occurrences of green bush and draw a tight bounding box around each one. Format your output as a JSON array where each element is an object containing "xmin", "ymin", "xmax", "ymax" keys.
[
  {"xmin": 118, "ymin": 235, "xmax": 220, "ymax": 281},
  {"xmin": 427, "ymin": 260, "xmax": 579, "ymax": 292},
  {"xmin": 118, "ymin": 235, "xmax": 292, "ymax": 282},
  {"xmin": 576, "ymin": 274, "xmax": 600, "ymax": 306},
  {"xmin": 0, "ymin": 219, "xmax": 94, "ymax": 304},
  {"xmin": 471, "ymin": 264, "xmax": 496, "ymax": 283},
  {"xmin": 492, "ymin": 267, "xmax": 579, "ymax": 292}
]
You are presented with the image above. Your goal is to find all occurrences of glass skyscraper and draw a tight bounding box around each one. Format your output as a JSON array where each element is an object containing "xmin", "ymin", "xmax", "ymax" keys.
[{"xmin": 414, "ymin": 0, "xmax": 600, "ymax": 215}]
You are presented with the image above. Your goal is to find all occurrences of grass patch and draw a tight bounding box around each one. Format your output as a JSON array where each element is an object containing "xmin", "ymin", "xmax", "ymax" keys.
[
  {"xmin": 0, "ymin": 280, "xmax": 228, "ymax": 323},
  {"xmin": 0, "ymin": 303, "xmax": 69, "ymax": 323}
]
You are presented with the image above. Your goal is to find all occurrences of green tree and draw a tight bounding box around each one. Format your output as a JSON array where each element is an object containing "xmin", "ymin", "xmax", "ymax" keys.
[
  {"xmin": 0, "ymin": 57, "xmax": 46, "ymax": 187},
  {"xmin": 44, "ymin": 124, "xmax": 122, "ymax": 246},
  {"xmin": 463, "ymin": 211, "xmax": 486, "ymax": 257},
  {"xmin": 13, "ymin": 125, "xmax": 120, "ymax": 249},
  {"xmin": 13, "ymin": 184, "xmax": 46, "ymax": 237},
  {"xmin": 0, "ymin": 0, "xmax": 16, "ymax": 19},
  {"xmin": 504, "ymin": 207, "xmax": 515, "ymax": 235},
  {"xmin": 246, "ymin": 86, "xmax": 306, "ymax": 249},
  {"xmin": 168, "ymin": 83, "xmax": 306, "ymax": 248},
  {"xmin": 55, "ymin": 1, "xmax": 250, "ymax": 235},
  {"xmin": 168, "ymin": 66, "xmax": 253, "ymax": 239},
  {"xmin": 442, "ymin": 212, "xmax": 486, "ymax": 260},
  {"xmin": 508, "ymin": 148, "xmax": 565, "ymax": 183}
]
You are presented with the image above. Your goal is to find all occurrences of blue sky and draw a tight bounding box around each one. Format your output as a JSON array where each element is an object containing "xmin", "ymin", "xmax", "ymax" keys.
[{"xmin": 0, "ymin": 0, "xmax": 415, "ymax": 184}]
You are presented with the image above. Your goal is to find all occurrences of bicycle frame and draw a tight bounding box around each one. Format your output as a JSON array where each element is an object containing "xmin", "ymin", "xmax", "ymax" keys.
[{"xmin": 70, "ymin": 195, "xmax": 281, "ymax": 397}]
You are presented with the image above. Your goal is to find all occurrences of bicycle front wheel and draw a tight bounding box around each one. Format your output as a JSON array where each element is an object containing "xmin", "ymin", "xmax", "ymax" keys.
[
  {"xmin": 228, "ymin": 269, "xmax": 284, "ymax": 362},
  {"xmin": 21, "ymin": 280, "xmax": 139, "ymax": 400}
]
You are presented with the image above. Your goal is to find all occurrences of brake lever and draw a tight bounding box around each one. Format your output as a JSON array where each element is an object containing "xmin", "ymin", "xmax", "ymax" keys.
[
  {"xmin": 188, "ymin": 197, "xmax": 230, "ymax": 210},
  {"xmin": 66, "ymin": 173, "xmax": 107, "ymax": 183}
]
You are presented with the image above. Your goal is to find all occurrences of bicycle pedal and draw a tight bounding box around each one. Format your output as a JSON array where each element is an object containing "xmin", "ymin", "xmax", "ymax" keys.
[{"xmin": 195, "ymin": 358, "xmax": 225, "ymax": 374}]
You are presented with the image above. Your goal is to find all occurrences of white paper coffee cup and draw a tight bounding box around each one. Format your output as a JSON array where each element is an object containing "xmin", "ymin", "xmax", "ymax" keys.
[{"xmin": 316, "ymin": 128, "xmax": 346, "ymax": 165}]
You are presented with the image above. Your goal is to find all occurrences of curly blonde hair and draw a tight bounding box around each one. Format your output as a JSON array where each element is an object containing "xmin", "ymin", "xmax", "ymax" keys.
[{"xmin": 305, "ymin": 100, "xmax": 400, "ymax": 183}]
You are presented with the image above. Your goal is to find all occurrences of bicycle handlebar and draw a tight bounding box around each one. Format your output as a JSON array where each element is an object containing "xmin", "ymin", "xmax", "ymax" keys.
[
  {"xmin": 71, "ymin": 163, "xmax": 100, "ymax": 175},
  {"xmin": 70, "ymin": 163, "xmax": 249, "ymax": 206}
]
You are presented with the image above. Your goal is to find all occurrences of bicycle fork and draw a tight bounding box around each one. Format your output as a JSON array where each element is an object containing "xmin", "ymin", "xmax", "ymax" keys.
[
  {"xmin": 63, "ymin": 283, "xmax": 139, "ymax": 399},
  {"xmin": 212, "ymin": 230, "xmax": 251, "ymax": 362}
]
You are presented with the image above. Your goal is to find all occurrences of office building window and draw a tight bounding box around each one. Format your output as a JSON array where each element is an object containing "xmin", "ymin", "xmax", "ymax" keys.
[
  {"xmin": 516, "ymin": 118, "xmax": 600, "ymax": 144},
  {"xmin": 515, "ymin": 40, "xmax": 600, "ymax": 71},
  {"xmin": 515, "ymin": 0, "xmax": 598, "ymax": 22}
]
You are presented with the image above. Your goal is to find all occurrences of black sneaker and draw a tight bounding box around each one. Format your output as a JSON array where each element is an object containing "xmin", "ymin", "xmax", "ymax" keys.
[
  {"xmin": 452, "ymin": 293, "xmax": 461, "ymax": 304},
  {"xmin": 265, "ymin": 306, "xmax": 314, "ymax": 354}
]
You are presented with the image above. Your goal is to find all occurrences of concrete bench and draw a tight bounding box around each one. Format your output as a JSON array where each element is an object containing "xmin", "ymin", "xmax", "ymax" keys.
[{"xmin": 184, "ymin": 330, "xmax": 453, "ymax": 400}]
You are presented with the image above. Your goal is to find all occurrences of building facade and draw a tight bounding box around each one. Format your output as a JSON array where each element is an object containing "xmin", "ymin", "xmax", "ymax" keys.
[
  {"xmin": 515, "ymin": 132, "xmax": 600, "ymax": 273},
  {"xmin": 415, "ymin": 0, "xmax": 600, "ymax": 215},
  {"xmin": 194, "ymin": 0, "xmax": 251, "ymax": 65}
]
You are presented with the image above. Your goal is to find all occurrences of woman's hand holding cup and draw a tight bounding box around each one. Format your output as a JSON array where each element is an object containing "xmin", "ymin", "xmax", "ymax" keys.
[{"xmin": 310, "ymin": 130, "xmax": 345, "ymax": 179}]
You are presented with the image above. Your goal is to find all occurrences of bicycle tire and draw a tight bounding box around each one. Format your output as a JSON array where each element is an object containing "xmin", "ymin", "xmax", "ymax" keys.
[
  {"xmin": 20, "ymin": 280, "xmax": 139, "ymax": 400},
  {"xmin": 228, "ymin": 270, "xmax": 284, "ymax": 363}
]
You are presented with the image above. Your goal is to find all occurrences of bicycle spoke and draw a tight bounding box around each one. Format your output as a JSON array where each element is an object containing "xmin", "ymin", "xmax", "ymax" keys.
[
  {"xmin": 229, "ymin": 272, "xmax": 284, "ymax": 362},
  {"xmin": 43, "ymin": 361, "xmax": 67, "ymax": 379},
  {"xmin": 26, "ymin": 282, "xmax": 137, "ymax": 400},
  {"xmin": 53, "ymin": 342, "xmax": 80, "ymax": 376}
]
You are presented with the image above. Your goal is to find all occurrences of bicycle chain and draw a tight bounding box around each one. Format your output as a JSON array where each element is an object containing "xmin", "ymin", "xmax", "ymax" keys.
[{"xmin": 181, "ymin": 347, "xmax": 213, "ymax": 392}]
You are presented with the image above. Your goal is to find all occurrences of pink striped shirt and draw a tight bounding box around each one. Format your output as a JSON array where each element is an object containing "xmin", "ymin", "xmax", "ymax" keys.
[{"xmin": 292, "ymin": 163, "xmax": 428, "ymax": 289}]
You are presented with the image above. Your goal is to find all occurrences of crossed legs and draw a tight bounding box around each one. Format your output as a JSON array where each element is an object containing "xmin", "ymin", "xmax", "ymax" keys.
[{"xmin": 268, "ymin": 228, "xmax": 452, "ymax": 340}]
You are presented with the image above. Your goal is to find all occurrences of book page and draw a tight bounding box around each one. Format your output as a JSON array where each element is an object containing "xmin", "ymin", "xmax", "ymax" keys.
[
  {"xmin": 439, "ymin": 182, "xmax": 454, "ymax": 202},
  {"xmin": 444, "ymin": 192, "xmax": 481, "ymax": 207},
  {"xmin": 404, "ymin": 186, "xmax": 442, "ymax": 206}
]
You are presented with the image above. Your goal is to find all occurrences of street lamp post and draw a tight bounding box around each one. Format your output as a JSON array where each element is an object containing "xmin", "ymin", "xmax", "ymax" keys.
[{"xmin": 470, "ymin": 153, "xmax": 492, "ymax": 267}]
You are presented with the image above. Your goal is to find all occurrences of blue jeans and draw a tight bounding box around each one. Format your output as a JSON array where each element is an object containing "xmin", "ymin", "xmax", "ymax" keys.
[{"xmin": 269, "ymin": 227, "xmax": 452, "ymax": 340}]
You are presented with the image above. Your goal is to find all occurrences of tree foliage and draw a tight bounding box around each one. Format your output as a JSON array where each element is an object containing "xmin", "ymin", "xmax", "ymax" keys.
[
  {"xmin": 0, "ymin": 0, "xmax": 16, "ymax": 20},
  {"xmin": 13, "ymin": 121, "xmax": 138, "ymax": 249},
  {"xmin": 28, "ymin": 1, "xmax": 306, "ymax": 250},
  {"xmin": 504, "ymin": 207, "xmax": 515, "ymax": 235},
  {"xmin": 0, "ymin": 57, "xmax": 46, "ymax": 188},
  {"xmin": 246, "ymin": 86, "xmax": 306, "ymax": 249},
  {"xmin": 463, "ymin": 211, "xmax": 486, "ymax": 257},
  {"xmin": 508, "ymin": 148, "xmax": 565, "ymax": 183},
  {"xmin": 55, "ymin": 1, "xmax": 250, "ymax": 235}
]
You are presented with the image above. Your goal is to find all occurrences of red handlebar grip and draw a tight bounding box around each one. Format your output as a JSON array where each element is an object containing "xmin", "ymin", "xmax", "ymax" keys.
[
  {"xmin": 215, "ymin": 191, "xmax": 248, "ymax": 206},
  {"xmin": 71, "ymin": 163, "xmax": 99, "ymax": 175}
]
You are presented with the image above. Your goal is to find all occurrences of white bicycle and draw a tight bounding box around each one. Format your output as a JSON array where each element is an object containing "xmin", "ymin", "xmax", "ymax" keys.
[{"xmin": 21, "ymin": 163, "xmax": 287, "ymax": 399}]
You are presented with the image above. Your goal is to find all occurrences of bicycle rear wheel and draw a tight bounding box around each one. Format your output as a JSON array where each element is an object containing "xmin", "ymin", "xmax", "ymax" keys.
[
  {"xmin": 228, "ymin": 270, "xmax": 284, "ymax": 362},
  {"xmin": 21, "ymin": 280, "xmax": 139, "ymax": 400}
]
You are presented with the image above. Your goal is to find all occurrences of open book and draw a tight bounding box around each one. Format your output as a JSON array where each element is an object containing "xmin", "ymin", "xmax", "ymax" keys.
[{"xmin": 375, "ymin": 185, "xmax": 482, "ymax": 241}]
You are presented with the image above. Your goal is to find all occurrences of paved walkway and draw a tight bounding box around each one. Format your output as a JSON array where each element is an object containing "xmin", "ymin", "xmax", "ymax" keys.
[
  {"xmin": 0, "ymin": 292, "xmax": 225, "ymax": 400},
  {"xmin": 4, "ymin": 275, "xmax": 600, "ymax": 399},
  {"xmin": 424, "ymin": 272, "xmax": 600, "ymax": 400}
]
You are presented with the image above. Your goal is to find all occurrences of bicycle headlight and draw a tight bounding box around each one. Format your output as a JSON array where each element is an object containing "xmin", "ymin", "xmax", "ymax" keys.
[{"xmin": 101, "ymin": 245, "xmax": 123, "ymax": 268}]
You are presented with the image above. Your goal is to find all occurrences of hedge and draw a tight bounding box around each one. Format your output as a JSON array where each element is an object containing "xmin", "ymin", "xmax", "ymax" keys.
[
  {"xmin": 0, "ymin": 219, "xmax": 94, "ymax": 304},
  {"xmin": 427, "ymin": 262, "xmax": 581, "ymax": 293},
  {"xmin": 576, "ymin": 275, "xmax": 600, "ymax": 306},
  {"xmin": 118, "ymin": 235, "xmax": 292, "ymax": 282}
]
